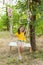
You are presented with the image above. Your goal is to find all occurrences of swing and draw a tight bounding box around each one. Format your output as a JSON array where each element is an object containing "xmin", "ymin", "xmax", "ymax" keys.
[
  {"xmin": 9, "ymin": 22, "xmax": 32, "ymax": 52},
  {"xmin": 9, "ymin": 41, "xmax": 31, "ymax": 52}
]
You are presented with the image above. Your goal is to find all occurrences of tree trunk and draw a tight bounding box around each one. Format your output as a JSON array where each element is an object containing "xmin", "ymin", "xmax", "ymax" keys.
[
  {"xmin": 3, "ymin": 0, "xmax": 5, "ymax": 5},
  {"xmin": 29, "ymin": 15, "xmax": 36, "ymax": 51},
  {"xmin": 6, "ymin": 7, "xmax": 10, "ymax": 31},
  {"xmin": 30, "ymin": 0, "xmax": 41, "ymax": 51},
  {"xmin": 26, "ymin": 0, "xmax": 36, "ymax": 51},
  {"xmin": 9, "ymin": 18, "xmax": 13, "ymax": 34}
]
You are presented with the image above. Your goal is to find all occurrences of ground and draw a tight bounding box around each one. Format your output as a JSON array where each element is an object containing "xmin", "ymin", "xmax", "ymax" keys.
[{"xmin": 0, "ymin": 31, "xmax": 43, "ymax": 65}]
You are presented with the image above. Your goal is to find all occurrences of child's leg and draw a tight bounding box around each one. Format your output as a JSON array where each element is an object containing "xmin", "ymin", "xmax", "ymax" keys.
[
  {"xmin": 20, "ymin": 41, "xmax": 25, "ymax": 53},
  {"xmin": 17, "ymin": 42, "xmax": 22, "ymax": 60},
  {"xmin": 17, "ymin": 41, "xmax": 23, "ymax": 54},
  {"xmin": 17, "ymin": 46, "xmax": 22, "ymax": 60},
  {"xmin": 18, "ymin": 47, "xmax": 21, "ymax": 55},
  {"xmin": 20, "ymin": 47, "xmax": 23, "ymax": 53}
]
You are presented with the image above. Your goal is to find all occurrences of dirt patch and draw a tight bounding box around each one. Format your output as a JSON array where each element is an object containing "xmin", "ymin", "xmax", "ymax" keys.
[{"xmin": 29, "ymin": 59, "xmax": 43, "ymax": 65}]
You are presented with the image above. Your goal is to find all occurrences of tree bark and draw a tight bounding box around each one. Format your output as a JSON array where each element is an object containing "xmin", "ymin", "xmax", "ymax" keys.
[
  {"xmin": 26, "ymin": 0, "xmax": 36, "ymax": 51},
  {"xmin": 9, "ymin": 18, "xmax": 13, "ymax": 34},
  {"xmin": 6, "ymin": 7, "xmax": 10, "ymax": 31},
  {"xmin": 29, "ymin": 15, "xmax": 36, "ymax": 51}
]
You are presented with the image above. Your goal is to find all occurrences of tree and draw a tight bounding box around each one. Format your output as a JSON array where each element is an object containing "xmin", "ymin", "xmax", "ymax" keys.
[
  {"xmin": 7, "ymin": 7, "xmax": 13, "ymax": 34},
  {"xmin": 3, "ymin": 0, "xmax": 10, "ymax": 31},
  {"xmin": 7, "ymin": 0, "xmax": 13, "ymax": 34},
  {"xmin": 27, "ymin": 0, "xmax": 41, "ymax": 51},
  {"xmin": 6, "ymin": 6, "xmax": 10, "ymax": 31}
]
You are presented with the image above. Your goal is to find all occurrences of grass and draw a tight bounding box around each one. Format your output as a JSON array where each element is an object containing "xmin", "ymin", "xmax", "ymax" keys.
[
  {"xmin": 30, "ymin": 51, "xmax": 43, "ymax": 60},
  {"xmin": 0, "ymin": 31, "xmax": 11, "ymax": 38},
  {"xmin": 0, "ymin": 31, "xmax": 43, "ymax": 65}
]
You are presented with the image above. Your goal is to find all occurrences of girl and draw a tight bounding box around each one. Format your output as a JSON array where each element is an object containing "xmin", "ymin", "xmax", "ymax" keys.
[{"xmin": 15, "ymin": 26, "xmax": 26, "ymax": 60}]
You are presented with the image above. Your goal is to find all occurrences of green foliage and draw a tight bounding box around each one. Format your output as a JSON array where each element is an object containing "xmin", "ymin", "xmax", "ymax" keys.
[
  {"xmin": 0, "ymin": 0, "xmax": 43, "ymax": 36},
  {"xmin": 36, "ymin": 17, "xmax": 43, "ymax": 35},
  {"xmin": 35, "ymin": 10, "xmax": 43, "ymax": 35},
  {"xmin": 0, "ymin": 15, "xmax": 7, "ymax": 31},
  {"xmin": 12, "ymin": 5, "xmax": 28, "ymax": 33}
]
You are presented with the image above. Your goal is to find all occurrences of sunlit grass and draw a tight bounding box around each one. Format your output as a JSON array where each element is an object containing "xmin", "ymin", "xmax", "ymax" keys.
[
  {"xmin": 30, "ymin": 51, "xmax": 43, "ymax": 60},
  {"xmin": 0, "ymin": 31, "xmax": 11, "ymax": 38}
]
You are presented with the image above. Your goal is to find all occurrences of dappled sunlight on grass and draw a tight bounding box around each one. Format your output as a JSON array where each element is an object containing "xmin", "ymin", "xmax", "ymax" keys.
[
  {"xmin": 0, "ymin": 31, "xmax": 11, "ymax": 38},
  {"xmin": 0, "ymin": 31, "xmax": 43, "ymax": 65}
]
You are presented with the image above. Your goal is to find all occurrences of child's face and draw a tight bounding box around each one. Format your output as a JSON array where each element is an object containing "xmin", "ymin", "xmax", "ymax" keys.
[{"xmin": 20, "ymin": 27, "xmax": 24, "ymax": 33}]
